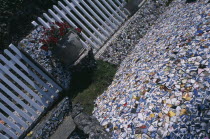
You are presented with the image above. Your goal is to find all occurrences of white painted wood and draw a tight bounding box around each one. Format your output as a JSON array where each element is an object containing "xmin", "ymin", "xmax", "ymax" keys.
[
  {"xmin": 115, "ymin": 0, "xmax": 124, "ymax": 7},
  {"xmin": 108, "ymin": 0, "xmax": 127, "ymax": 18},
  {"xmin": 10, "ymin": 44, "xmax": 62, "ymax": 92},
  {"xmin": 72, "ymin": 0, "xmax": 110, "ymax": 37},
  {"xmin": 0, "ymin": 124, "xmax": 18, "ymax": 139},
  {"xmin": 0, "ymin": 45, "xmax": 63, "ymax": 138},
  {"xmin": 4, "ymin": 49, "xmax": 58, "ymax": 99},
  {"xmin": 0, "ymin": 93, "xmax": 33, "ymax": 123},
  {"xmin": 38, "ymin": 17, "xmax": 51, "ymax": 28},
  {"xmin": 80, "ymin": 39, "xmax": 89, "ymax": 48},
  {"xmin": 54, "ymin": 4, "xmax": 97, "ymax": 48},
  {"xmin": 0, "ymin": 133, "xmax": 10, "ymax": 139},
  {"xmin": 0, "ymin": 103, "xmax": 28, "ymax": 129},
  {"xmin": 48, "ymin": 9, "xmax": 63, "ymax": 23},
  {"xmin": 0, "ymin": 63, "xmax": 48, "ymax": 108},
  {"xmin": 43, "ymin": 10, "xmax": 96, "ymax": 49},
  {"xmin": 63, "ymin": 1, "xmax": 106, "ymax": 41},
  {"xmin": 80, "ymin": 32, "xmax": 99, "ymax": 49},
  {"xmin": 101, "ymin": 0, "xmax": 124, "ymax": 22},
  {"xmin": 31, "ymin": 21, "xmax": 39, "ymax": 27},
  {"xmin": 43, "ymin": 13, "xmax": 55, "ymax": 23},
  {"xmin": 0, "ymin": 55, "xmax": 50, "ymax": 106},
  {"xmin": 84, "ymin": 0, "xmax": 118, "ymax": 30},
  {"xmin": 0, "ymin": 113, "xmax": 23, "ymax": 134},
  {"xmin": 53, "ymin": 5, "xmax": 77, "ymax": 28},
  {"xmin": 58, "ymin": 1, "xmax": 102, "ymax": 47},
  {"xmin": 79, "ymin": 0, "xmax": 114, "ymax": 33},
  {"xmin": 93, "ymin": 0, "xmax": 121, "ymax": 25},
  {"xmin": 0, "ymin": 72, "xmax": 43, "ymax": 113},
  {"xmin": 0, "ymin": 83, "xmax": 38, "ymax": 117}
]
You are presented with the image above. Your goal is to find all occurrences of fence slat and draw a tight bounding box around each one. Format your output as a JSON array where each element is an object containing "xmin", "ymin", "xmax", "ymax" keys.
[
  {"xmin": 4, "ymin": 50, "xmax": 58, "ymax": 99},
  {"xmin": 50, "ymin": 2, "xmax": 98, "ymax": 49},
  {"xmin": 81, "ymin": 33, "xmax": 99, "ymax": 49},
  {"xmin": 52, "ymin": 6, "xmax": 76, "ymax": 28},
  {"xmin": 0, "ymin": 55, "xmax": 50, "ymax": 106},
  {"xmin": 64, "ymin": 0, "xmax": 105, "ymax": 45},
  {"xmin": 72, "ymin": 0, "xmax": 110, "ymax": 37},
  {"xmin": 0, "ymin": 63, "xmax": 49, "ymax": 108},
  {"xmin": 93, "ymin": 0, "xmax": 121, "ymax": 26},
  {"xmin": 0, "ymin": 83, "xmax": 38, "ymax": 117},
  {"xmin": 0, "ymin": 113, "xmax": 23, "ymax": 134},
  {"xmin": 0, "ymin": 124, "xmax": 18, "ymax": 139},
  {"xmin": 80, "ymin": 39, "xmax": 89, "ymax": 48},
  {"xmin": 79, "ymin": 0, "xmax": 114, "ymax": 33},
  {"xmin": 0, "ymin": 45, "xmax": 63, "ymax": 138},
  {"xmin": 0, "ymin": 103, "xmax": 28, "ymax": 129},
  {"xmin": 0, "ymin": 93, "xmax": 33, "ymax": 123},
  {"xmin": 58, "ymin": 2, "xmax": 103, "ymax": 46},
  {"xmin": 108, "ymin": 0, "xmax": 127, "ymax": 18},
  {"xmin": 41, "ymin": 12, "xmax": 97, "ymax": 49},
  {"xmin": 115, "ymin": 0, "xmax": 126, "ymax": 7},
  {"xmin": 101, "ymin": 0, "xmax": 124, "ymax": 22},
  {"xmin": 0, "ymin": 72, "xmax": 42, "ymax": 113},
  {"xmin": 0, "ymin": 133, "xmax": 10, "ymax": 139},
  {"xmin": 48, "ymin": 9, "xmax": 63, "ymax": 23},
  {"xmin": 43, "ymin": 13, "xmax": 55, "ymax": 23},
  {"xmin": 115, "ymin": 0, "xmax": 124, "ymax": 7},
  {"xmin": 63, "ymin": 1, "xmax": 107, "ymax": 41},
  {"xmin": 86, "ymin": 0, "xmax": 118, "ymax": 30},
  {"xmin": 38, "ymin": 17, "xmax": 51, "ymax": 29},
  {"xmin": 9, "ymin": 44, "xmax": 62, "ymax": 92}
]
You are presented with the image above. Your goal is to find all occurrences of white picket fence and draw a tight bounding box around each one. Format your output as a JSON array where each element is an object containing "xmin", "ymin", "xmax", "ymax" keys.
[
  {"xmin": 0, "ymin": 44, "xmax": 62, "ymax": 139},
  {"xmin": 0, "ymin": 1, "xmax": 130, "ymax": 138},
  {"xmin": 34, "ymin": 0, "xmax": 130, "ymax": 51}
]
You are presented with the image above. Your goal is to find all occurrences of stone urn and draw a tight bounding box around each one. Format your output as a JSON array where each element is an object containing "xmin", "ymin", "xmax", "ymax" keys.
[{"xmin": 53, "ymin": 32, "xmax": 85, "ymax": 66}]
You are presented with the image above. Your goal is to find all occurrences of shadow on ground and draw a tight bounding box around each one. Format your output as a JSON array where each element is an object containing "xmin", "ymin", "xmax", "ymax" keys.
[{"xmin": 61, "ymin": 60, "xmax": 118, "ymax": 114}]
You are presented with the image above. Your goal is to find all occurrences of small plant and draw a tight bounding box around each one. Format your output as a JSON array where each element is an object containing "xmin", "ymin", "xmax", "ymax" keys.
[{"xmin": 39, "ymin": 22, "xmax": 82, "ymax": 51}]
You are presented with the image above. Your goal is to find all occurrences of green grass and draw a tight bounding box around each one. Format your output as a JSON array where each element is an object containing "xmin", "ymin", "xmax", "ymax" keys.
[{"xmin": 62, "ymin": 60, "xmax": 117, "ymax": 114}]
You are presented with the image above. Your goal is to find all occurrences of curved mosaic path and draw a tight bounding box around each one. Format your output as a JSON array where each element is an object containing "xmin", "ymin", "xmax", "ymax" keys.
[{"xmin": 93, "ymin": 0, "xmax": 210, "ymax": 138}]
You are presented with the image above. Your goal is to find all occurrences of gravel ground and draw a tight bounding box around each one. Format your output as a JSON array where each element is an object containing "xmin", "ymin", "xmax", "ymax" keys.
[
  {"xmin": 93, "ymin": 0, "xmax": 210, "ymax": 138},
  {"xmin": 98, "ymin": 0, "xmax": 170, "ymax": 65}
]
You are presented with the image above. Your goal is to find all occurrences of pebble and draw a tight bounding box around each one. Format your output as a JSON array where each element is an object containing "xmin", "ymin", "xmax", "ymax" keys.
[
  {"xmin": 34, "ymin": 97, "xmax": 71, "ymax": 139},
  {"xmin": 93, "ymin": 0, "xmax": 210, "ymax": 138},
  {"xmin": 99, "ymin": 0, "xmax": 170, "ymax": 65}
]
